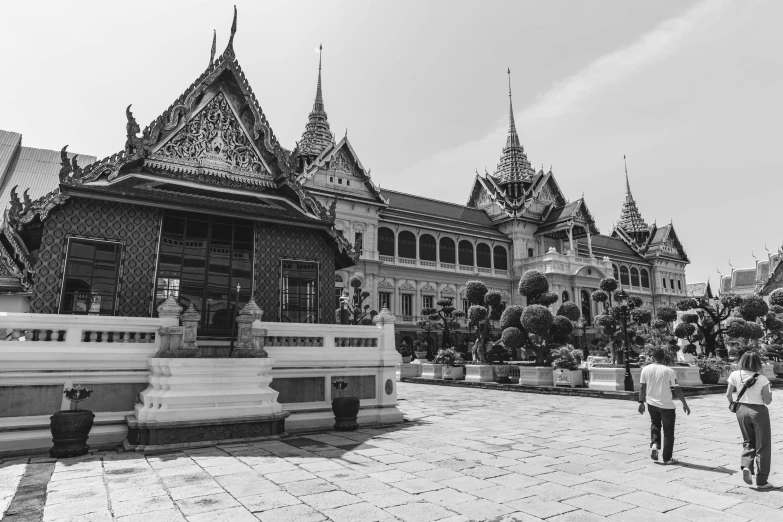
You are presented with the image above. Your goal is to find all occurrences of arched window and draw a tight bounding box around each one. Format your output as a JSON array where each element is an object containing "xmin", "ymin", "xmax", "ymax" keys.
[
  {"xmin": 620, "ymin": 266, "xmax": 630, "ymax": 286},
  {"xmin": 397, "ymin": 231, "xmax": 416, "ymax": 259},
  {"xmin": 630, "ymin": 267, "xmax": 640, "ymax": 287},
  {"xmin": 641, "ymin": 269, "xmax": 650, "ymax": 288},
  {"xmin": 581, "ymin": 290, "xmax": 592, "ymax": 325},
  {"xmin": 419, "ymin": 234, "xmax": 436, "ymax": 261},
  {"xmin": 612, "ymin": 264, "xmax": 619, "ymax": 280},
  {"xmin": 476, "ymin": 243, "xmax": 491, "ymax": 268},
  {"xmin": 439, "ymin": 237, "xmax": 455, "ymax": 264},
  {"xmin": 458, "ymin": 241, "xmax": 474, "ymax": 266},
  {"xmin": 378, "ymin": 227, "xmax": 394, "ymax": 256},
  {"xmin": 562, "ymin": 291, "xmax": 570, "ymax": 303},
  {"xmin": 493, "ymin": 246, "xmax": 508, "ymax": 270}
]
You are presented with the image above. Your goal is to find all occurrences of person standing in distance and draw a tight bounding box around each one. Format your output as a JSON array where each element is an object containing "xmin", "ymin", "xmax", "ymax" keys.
[
  {"xmin": 726, "ymin": 351, "xmax": 773, "ymax": 488},
  {"xmin": 638, "ymin": 348, "xmax": 691, "ymax": 464}
]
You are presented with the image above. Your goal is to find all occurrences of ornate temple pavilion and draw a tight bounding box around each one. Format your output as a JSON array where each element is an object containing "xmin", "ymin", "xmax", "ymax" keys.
[{"xmin": 0, "ymin": 10, "xmax": 357, "ymax": 335}]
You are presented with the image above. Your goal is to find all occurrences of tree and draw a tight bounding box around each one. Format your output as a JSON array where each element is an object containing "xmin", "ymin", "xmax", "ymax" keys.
[
  {"xmin": 420, "ymin": 298, "xmax": 465, "ymax": 348},
  {"xmin": 342, "ymin": 276, "xmax": 377, "ymax": 325},
  {"xmin": 465, "ymin": 281, "xmax": 505, "ymax": 362}
]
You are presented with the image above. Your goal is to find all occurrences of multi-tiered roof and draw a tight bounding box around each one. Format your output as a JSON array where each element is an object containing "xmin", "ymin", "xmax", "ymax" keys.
[
  {"xmin": 299, "ymin": 45, "xmax": 334, "ymax": 163},
  {"xmin": 492, "ymin": 70, "xmax": 535, "ymax": 184}
]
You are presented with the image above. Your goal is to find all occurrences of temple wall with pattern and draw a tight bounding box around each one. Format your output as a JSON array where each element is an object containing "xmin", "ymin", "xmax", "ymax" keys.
[
  {"xmin": 29, "ymin": 197, "xmax": 161, "ymax": 316},
  {"xmin": 254, "ymin": 223, "xmax": 336, "ymax": 323}
]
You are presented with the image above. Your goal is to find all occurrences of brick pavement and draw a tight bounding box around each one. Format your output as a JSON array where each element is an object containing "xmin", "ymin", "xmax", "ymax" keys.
[{"xmin": 2, "ymin": 382, "xmax": 782, "ymax": 521}]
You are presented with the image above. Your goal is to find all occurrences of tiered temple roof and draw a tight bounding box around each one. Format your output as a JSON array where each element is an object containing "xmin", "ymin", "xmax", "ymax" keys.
[
  {"xmin": 616, "ymin": 158, "xmax": 649, "ymax": 240},
  {"xmin": 299, "ymin": 45, "xmax": 334, "ymax": 162},
  {"xmin": 492, "ymin": 70, "xmax": 534, "ymax": 185}
]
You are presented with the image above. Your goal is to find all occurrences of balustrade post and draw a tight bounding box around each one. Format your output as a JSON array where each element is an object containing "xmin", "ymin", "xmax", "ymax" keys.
[
  {"xmin": 236, "ymin": 297, "xmax": 264, "ymax": 349},
  {"xmin": 180, "ymin": 304, "xmax": 200, "ymax": 350},
  {"xmin": 250, "ymin": 319, "xmax": 268, "ymax": 357}
]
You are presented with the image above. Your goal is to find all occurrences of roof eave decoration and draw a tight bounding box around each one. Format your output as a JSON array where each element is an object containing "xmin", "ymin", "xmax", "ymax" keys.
[
  {"xmin": 476, "ymin": 173, "xmax": 533, "ymax": 218},
  {"xmin": 61, "ymin": 6, "xmax": 292, "ymax": 191}
]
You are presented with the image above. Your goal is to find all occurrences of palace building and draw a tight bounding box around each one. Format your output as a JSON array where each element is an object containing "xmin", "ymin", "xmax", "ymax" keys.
[
  {"xmin": 0, "ymin": 13, "xmax": 691, "ymax": 350},
  {"xmin": 716, "ymin": 246, "xmax": 783, "ymax": 298}
]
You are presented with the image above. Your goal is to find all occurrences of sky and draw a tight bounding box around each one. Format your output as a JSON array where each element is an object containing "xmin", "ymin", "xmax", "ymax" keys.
[{"xmin": 1, "ymin": 0, "xmax": 781, "ymax": 286}]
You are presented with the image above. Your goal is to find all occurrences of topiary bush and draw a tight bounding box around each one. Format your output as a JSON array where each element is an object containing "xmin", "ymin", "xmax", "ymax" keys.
[
  {"xmin": 769, "ymin": 288, "xmax": 783, "ymax": 307},
  {"xmin": 631, "ymin": 307, "xmax": 653, "ymax": 325},
  {"xmin": 467, "ymin": 305, "xmax": 488, "ymax": 328},
  {"xmin": 739, "ymin": 295, "xmax": 769, "ymax": 322},
  {"xmin": 550, "ymin": 316, "xmax": 574, "ymax": 338},
  {"xmin": 557, "ymin": 301, "xmax": 581, "ymax": 322},
  {"xmin": 724, "ymin": 317, "xmax": 748, "ymax": 339},
  {"xmin": 519, "ymin": 270, "xmax": 549, "ymax": 299},
  {"xmin": 465, "ymin": 280, "xmax": 488, "ymax": 305},
  {"xmin": 681, "ymin": 312, "xmax": 700, "ymax": 324},
  {"xmin": 599, "ymin": 278, "xmax": 618, "ymax": 294},
  {"xmin": 591, "ymin": 290, "xmax": 608, "ymax": 304},
  {"xmin": 501, "ymin": 327, "xmax": 524, "ymax": 352},
  {"xmin": 522, "ymin": 305, "xmax": 554, "ymax": 337},
  {"xmin": 500, "ymin": 305, "xmax": 524, "ymax": 330},
  {"xmin": 674, "ymin": 323, "xmax": 696, "ymax": 339},
  {"xmin": 656, "ymin": 306, "xmax": 678, "ymax": 324},
  {"xmin": 746, "ymin": 322, "xmax": 764, "ymax": 340}
]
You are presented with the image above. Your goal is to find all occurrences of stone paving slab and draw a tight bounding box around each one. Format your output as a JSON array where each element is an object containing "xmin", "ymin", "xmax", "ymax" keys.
[{"xmin": 2, "ymin": 382, "xmax": 783, "ymax": 521}]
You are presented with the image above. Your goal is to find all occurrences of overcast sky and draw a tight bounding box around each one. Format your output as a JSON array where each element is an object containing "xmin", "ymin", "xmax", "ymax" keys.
[{"xmin": 1, "ymin": 0, "xmax": 780, "ymax": 286}]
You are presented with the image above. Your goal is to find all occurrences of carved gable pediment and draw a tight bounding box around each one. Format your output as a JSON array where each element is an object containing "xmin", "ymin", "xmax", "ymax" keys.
[{"xmin": 147, "ymin": 91, "xmax": 275, "ymax": 188}]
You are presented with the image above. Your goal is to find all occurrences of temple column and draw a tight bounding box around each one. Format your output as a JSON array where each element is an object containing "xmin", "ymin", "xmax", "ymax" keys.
[{"xmin": 568, "ymin": 225, "xmax": 574, "ymax": 254}]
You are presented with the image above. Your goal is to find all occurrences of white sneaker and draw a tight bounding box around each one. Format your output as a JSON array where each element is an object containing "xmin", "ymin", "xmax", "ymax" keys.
[{"xmin": 650, "ymin": 444, "xmax": 659, "ymax": 461}]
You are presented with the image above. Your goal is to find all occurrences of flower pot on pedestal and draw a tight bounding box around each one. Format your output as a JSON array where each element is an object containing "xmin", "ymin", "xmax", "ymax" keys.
[
  {"xmin": 700, "ymin": 371, "xmax": 720, "ymax": 385},
  {"xmin": 402, "ymin": 356, "xmax": 412, "ymax": 363},
  {"xmin": 553, "ymin": 369, "xmax": 584, "ymax": 388},
  {"xmin": 494, "ymin": 365, "xmax": 511, "ymax": 383},
  {"xmin": 443, "ymin": 366, "xmax": 464, "ymax": 380},
  {"xmin": 414, "ymin": 351, "xmax": 428, "ymax": 360},
  {"xmin": 331, "ymin": 397, "xmax": 360, "ymax": 431},
  {"xmin": 50, "ymin": 385, "xmax": 94, "ymax": 458}
]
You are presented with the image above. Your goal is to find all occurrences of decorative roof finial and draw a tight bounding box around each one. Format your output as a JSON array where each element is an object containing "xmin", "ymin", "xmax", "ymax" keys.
[
  {"xmin": 210, "ymin": 29, "xmax": 216, "ymax": 66},
  {"xmin": 752, "ymin": 250, "xmax": 757, "ymax": 261},
  {"xmin": 616, "ymin": 154, "xmax": 649, "ymax": 239},
  {"xmin": 624, "ymin": 154, "xmax": 631, "ymax": 196},
  {"xmin": 225, "ymin": 5, "xmax": 237, "ymax": 57}
]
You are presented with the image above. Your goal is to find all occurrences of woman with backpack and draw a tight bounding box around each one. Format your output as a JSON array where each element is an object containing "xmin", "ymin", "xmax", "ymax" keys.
[{"xmin": 726, "ymin": 351, "xmax": 774, "ymax": 488}]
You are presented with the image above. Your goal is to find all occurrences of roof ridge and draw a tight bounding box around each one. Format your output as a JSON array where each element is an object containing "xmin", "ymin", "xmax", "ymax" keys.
[{"xmin": 383, "ymin": 188, "xmax": 491, "ymax": 213}]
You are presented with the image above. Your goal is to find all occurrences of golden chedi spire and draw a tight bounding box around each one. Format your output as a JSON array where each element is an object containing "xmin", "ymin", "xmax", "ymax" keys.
[
  {"xmin": 493, "ymin": 68, "xmax": 534, "ymax": 184},
  {"xmin": 299, "ymin": 44, "xmax": 334, "ymax": 160}
]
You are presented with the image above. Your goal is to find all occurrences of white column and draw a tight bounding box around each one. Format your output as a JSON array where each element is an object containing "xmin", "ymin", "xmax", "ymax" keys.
[
  {"xmin": 586, "ymin": 228, "xmax": 593, "ymax": 258},
  {"xmin": 568, "ymin": 225, "xmax": 574, "ymax": 254}
]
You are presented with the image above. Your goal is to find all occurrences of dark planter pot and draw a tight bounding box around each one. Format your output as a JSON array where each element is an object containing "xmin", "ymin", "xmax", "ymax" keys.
[
  {"xmin": 332, "ymin": 397, "xmax": 360, "ymax": 431},
  {"xmin": 50, "ymin": 410, "xmax": 95, "ymax": 458},
  {"xmin": 700, "ymin": 371, "xmax": 720, "ymax": 385}
]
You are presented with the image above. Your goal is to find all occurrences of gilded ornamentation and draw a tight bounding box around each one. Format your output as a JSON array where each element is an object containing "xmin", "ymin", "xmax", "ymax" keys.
[{"xmin": 153, "ymin": 92, "xmax": 269, "ymax": 184}]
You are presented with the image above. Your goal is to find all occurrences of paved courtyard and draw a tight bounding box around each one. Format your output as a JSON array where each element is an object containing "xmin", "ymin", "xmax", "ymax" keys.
[{"xmin": 2, "ymin": 383, "xmax": 782, "ymax": 522}]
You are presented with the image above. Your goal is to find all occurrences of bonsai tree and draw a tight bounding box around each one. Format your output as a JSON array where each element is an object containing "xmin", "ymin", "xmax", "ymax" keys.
[
  {"xmin": 500, "ymin": 306, "xmax": 525, "ymax": 359},
  {"xmin": 464, "ymin": 280, "xmax": 505, "ymax": 363},
  {"xmin": 673, "ymin": 294, "xmax": 744, "ymax": 357},
  {"xmin": 342, "ymin": 276, "xmax": 377, "ymax": 325},
  {"xmin": 433, "ymin": 347, "xmax": 464, "ymax": 367},
  {"xmin": 551, "ymin": 346, "xmax": 581, "ymax": 371},
  {"xmin": 590, "ymin": 289, "xmax": 648, "ymax": 365},
  {"xmin": 420, "ymin": 298, "xmax": 465, "ymax": 349}
]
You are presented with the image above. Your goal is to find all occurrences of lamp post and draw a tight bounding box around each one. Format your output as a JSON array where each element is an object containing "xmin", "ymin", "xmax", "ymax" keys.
[{"xmin": 615, "ymin": 288, "xmax": 634, "ymax": 392}]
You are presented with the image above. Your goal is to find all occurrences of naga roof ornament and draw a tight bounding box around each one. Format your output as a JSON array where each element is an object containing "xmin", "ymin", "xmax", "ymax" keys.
[
  {"xmin": 616, "ymin": 155, "xmax": 649, "ymax": 238},
  {"xmin": 492, "ymin": 69, "xmax": 535, "ymax": 184},
  {"xmin": 299, "ymin": 44, "xmax": 335, "ymax": 159}
]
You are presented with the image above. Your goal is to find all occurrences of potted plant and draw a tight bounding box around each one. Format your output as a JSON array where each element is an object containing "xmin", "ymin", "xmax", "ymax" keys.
[
  {"xmin": 412, "ymin": 340, "xmax": 428, "ymax": 360},
  {"xmin": 433, "ymin": 347, "xmax": 465, "ymax": 380},
  {"xmin": 693, "ymin": 355, "xmax": 730, "ymax": 385},
  {"xmin": 552, "ymin": 346, "xmax": 584, "ymax": 388},
  {"xmin": 331, "ymin": 378, "xmax": 359, "ymax": 431},
  {"xmin": 397, "ymin": 342, "xmax": 412, "ymax": 363},
  {"xmin": 50, "ymin": 385, "xmax": 94, "ymax": 458},
  {"xmin": 487, "ymin": 342, "xmax": 512, "ymax": 383}
]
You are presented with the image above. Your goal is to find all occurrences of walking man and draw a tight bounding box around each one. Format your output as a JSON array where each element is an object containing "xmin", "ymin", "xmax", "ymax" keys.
[{"xmin": 638, "ymin": 348, "xmax": 691, "ymax": 464}]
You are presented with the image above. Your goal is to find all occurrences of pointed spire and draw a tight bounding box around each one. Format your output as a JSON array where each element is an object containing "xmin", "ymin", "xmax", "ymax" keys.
[
  {"xmin": 493, "ymin": 68, "xmax": 534, "ymax": 184},
  {"xmin": 223, "ymin": 6, "xmax": 237, "ymax": 58},
  {"xmin": 299, "ymin": 43, "xmax": 334, "ymax": 159},
  {"xmin": 616, "ymin": 155, "xmax": 649, "ymax": 241},
  {"xmin": 210, "ymin": 29, "xmax": 216, "ymax": 66}
]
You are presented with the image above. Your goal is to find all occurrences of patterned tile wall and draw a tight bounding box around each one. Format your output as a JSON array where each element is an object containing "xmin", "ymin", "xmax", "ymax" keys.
[
  {"xmin": 254, "ymin": 223, "xmax": 336, "ymax": 323},
  {"xmin": 30, "ymin": 197, "xmax": 161, "ymax": 316}
]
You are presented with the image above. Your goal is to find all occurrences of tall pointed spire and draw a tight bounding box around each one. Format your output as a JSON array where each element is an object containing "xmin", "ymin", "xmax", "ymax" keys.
[
  {"xmin": 617, "ymin": 155, "xmax": 649, "ymax": 241},
  {"xmin": 492, "ymin": 68, "xmax": 534, "ymax": 184},
  {"xmin": 299, "ymin": 43, "xmax": 334, "ymax": 160},
  {"xmin": 210, "ymin": 30, "xmax": 216, "ymax": 66}
]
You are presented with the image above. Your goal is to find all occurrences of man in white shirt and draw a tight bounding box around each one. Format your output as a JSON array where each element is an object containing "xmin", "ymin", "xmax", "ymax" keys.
[{"xmin": 638, "ymin": 348, "xmax": 691, "ymax": 464}]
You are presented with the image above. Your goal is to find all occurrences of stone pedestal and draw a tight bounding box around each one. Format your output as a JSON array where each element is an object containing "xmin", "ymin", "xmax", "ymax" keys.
[
  {"xmin": 465, "ymin": 364, "xmax": 494, "ymax": 383},
  {"xmin": 519, "ymin": 366, "xmax": 555, "ymax": 386},
  {"xmin": 588, "ymin": 367, "xmax": 642, "ymax": 391},
  {"xmin": 420, "ymin": 363, "xmax": 444, "ymax": 380},
  {"xmin": 554, "ymin": 369, "xmax": 584, "ymax": 388},
  {"xmin": 396, "ymin": 362, "xmax": 421, "ymax": 381},
  {"xmin": 673, "ymin": 366, "xmax": 702, "ymax": 387},
  {"xmin": 443, "ymin": 366, "xmax": 464, "ymax": 380},
  {"xmin": 125, "ymin": 357, "xmax": 288, "ymax": 451}
]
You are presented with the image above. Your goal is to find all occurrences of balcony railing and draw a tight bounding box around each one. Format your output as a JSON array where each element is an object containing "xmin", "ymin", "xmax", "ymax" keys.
[{"xmin": 376, "ymin": 257, "xmax": 508, "ymax": 277}]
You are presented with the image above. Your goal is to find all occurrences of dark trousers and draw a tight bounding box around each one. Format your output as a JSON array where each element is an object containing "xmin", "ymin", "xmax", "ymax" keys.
[
  {"xmin": 648, "ymin": 405, "xmax": 676, "ymax": 462},
  {"xmin": 736, "ymin": 403, "xmax": 772, "ymax": 484}
]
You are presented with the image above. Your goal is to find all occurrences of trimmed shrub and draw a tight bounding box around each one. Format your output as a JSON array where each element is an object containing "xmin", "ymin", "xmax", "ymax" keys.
[
  {"xmin": 599, "ymin": 278, "xmax": 618, "ymax": 293},
  {"xmin": 484, "ymin": 290, "xmax": 502, "ymax": 308},
  {"xmin": 537, "ymin": 292, "xmax": 559, "ymax": 307},
  {"xmin": 521, "ymin": 304, "xmax": 553, "ymax": 336},
  {"xmin": 739, "ymin": 295, "xmax": 769, "ymax": 321},
  {"xmin": 500, "ymin": 305, "xmax": 524, "ymax": 330},
  {"xmin": 591, "ymin": 290, "xmax": 608, "ymax": 303},
  {"xmin": 724, "ymin": 317, "xmax": 748, "ymax": 339},
  {"xmin": 681, "ymin": 312, "xmax": 700, "ymax": 324},
  {"xmin": 467, "ymin": 305, "xmax": 487, "ymax": 327},
  {"xmin": 501, "ymin": 327, "xmax": 524, "ymax": 350},
  {"xmin": 769, "ymin": 288, "xmax": 783, "ymax": 307},
  {"xmin": 550, "ymin": 316, "xmax": 574, "ymax": 337},
  {"xmin": 519, "ymin": 270, "xmax": 549, "ymax": 298},
  {"xmin": 656, "ymin": 306, "xmax": 678, "ymax": 323},
  {"xmin": 557, "ymin": 301, "xmax": 581, "ymax": 322},
  {"xmin": 674, "ymin": 323, "xmax": 696, "ymax": 339},
  {"xmin": 746, "ymin": 322, "xmax": 764, "ymax": 340},
  {"xmin": 465, "ymin": 280, "xmax": 488, "ymax": 305}
]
